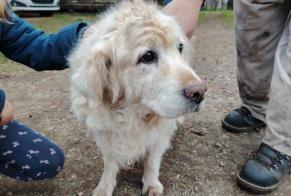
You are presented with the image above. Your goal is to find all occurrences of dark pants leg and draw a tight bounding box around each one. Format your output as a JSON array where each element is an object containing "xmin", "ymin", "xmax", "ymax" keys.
[
  {"xmin": 0, "ymin": 120, "xmax": 64, "ymax": 181},
  {"xmin": 235, "ymin": 0, "xmax": 290, "ymax": 121}
]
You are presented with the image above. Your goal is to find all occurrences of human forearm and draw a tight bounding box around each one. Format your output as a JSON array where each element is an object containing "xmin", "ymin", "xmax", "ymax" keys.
[
  {"xmin": 163, "ymin": 0, "xmax": 202, "ymax": 38},
  {"xmin": 0, "ymin": 15, "xmax": 87, "ymax": 71}
]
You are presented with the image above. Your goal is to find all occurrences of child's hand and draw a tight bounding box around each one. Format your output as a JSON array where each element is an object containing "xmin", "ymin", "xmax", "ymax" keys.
[
  {"xmin": 83, "ymin": 26, "xmax": 93, "ymax": 39},
  {"xmin": 0, "ymin": 100, "xmax": 14, "ymax": 126}
]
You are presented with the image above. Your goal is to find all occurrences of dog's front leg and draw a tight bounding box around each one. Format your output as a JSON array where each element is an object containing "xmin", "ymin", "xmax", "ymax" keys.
[
  {"xmin": 93, "ymin": 157, "xmax": 119, "ymax": 196},
  {"xmin": 142, "ymin": 144, "xmax": 168, "ymax": 196}
]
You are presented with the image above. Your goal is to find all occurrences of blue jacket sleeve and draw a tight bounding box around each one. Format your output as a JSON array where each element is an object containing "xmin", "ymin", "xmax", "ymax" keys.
[
  {"xmin": 0, "ymin": 15, "xmax": 87, "ymax": 71},
  {"xmin": 0, "ymin": 89, "xmax": 5, "ymax": 114}
]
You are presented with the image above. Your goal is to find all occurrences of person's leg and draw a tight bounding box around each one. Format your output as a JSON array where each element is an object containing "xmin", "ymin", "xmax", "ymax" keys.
[
  {"xmin": 222, "ymin": 0, "xmax": 291, "ymax": 132},
  {"xmin": 0, "ymin": 120, "xmax": 64, "ymax": 181},
  {"xmin": 263, "ymin": 15, "xmax": 291, "ymax": 156},
  {"xmin": 237, "ymin": 7, "xmax": 291, "ymax": 194}
]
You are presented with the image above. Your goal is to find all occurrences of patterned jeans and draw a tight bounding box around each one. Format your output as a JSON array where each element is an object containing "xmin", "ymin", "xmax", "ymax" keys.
[{"xmin": 0, "ymin": 120, "xmax": 64, "ymax": 181}]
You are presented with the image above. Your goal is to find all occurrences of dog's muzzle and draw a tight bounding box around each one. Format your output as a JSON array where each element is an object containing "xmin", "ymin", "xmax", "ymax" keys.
[{"xmin": 182, "ymin": 83, "xmax": 207, "ymax": 112}]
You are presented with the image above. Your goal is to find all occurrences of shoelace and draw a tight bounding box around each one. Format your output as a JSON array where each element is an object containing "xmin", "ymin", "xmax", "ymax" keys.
[{"xmin": 254, "ymin": 148, "xmax": 291, "ymax": 171}]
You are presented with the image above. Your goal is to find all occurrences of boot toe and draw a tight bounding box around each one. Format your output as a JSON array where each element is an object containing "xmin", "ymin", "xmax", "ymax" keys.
[
  {"xmin": 222, "ymin": 107, "xmax": 265, "ymax": 133},
  {"xmin": 239, "ymin": 160, "xmax": 280, "ymax": 188}
]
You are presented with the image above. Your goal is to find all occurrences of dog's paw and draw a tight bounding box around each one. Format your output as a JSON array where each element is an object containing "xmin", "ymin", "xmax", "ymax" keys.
[
  {"xmin": 92, "ymin": 186, "xmax": 111, "ymax": 196},
  {"xmin": 142, "ymin": 180, "xmax": 163, "ymax": 196}
]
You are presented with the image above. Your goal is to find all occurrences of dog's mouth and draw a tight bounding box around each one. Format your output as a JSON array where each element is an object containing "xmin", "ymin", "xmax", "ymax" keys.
[
  {"xmin": 149, "ymin": 101, "xmax": 204, "ymax": 119},
  {"xmin": 141, "ymin": 88, "xmax": 206, "ymax": 119},
  {"xmin": 186, "ymin": 104, "xmax": 200, "ymax": 113},
  {"xmin": 185, "ymin": 101, "xmax": 203, "ymax": 113},
  {"xmin": 183, "ymin": 93, "xmax": 205, "ymax": 113},
  {"xmin": 180, "ymin": 84, "xmax": 206, "ymax": 114}
]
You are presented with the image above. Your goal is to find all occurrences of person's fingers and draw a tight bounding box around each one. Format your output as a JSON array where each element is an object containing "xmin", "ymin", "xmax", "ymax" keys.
[
  {"xmin": 0, "ymin": 114, "xmax": 13, "ymax": 126},
  {"xmin": 0, "ymin": 101, "xmax": 14, "ymax": 126},
  {"xmin": 83, "ymin": 26, "xmax": 94, "ymax": 38}
]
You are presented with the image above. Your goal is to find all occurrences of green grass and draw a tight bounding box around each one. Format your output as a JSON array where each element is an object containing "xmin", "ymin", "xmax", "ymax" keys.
[
  {"xmin": 27, "ymin": 12, "xmax": 97, "ymax": 33},
  {"xmin": 0, "ymin": 53, "xmax": 27, "ymax": 72},
  {"xmin": 199, "ymin": 10, "xmax": 234, "ymax": 25}
]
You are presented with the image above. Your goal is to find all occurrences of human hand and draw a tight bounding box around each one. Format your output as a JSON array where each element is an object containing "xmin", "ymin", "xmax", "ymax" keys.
[
  {"xmin": 0, "ymin": 100, "xmax": 14, "ymax": 126},
  {"xmin": 83, "ymin": 26, "xmax": 93, "ymax": 38},
  {"xmin": 163, "ymin": 0, "xmax": 202, "ymax": 39}
]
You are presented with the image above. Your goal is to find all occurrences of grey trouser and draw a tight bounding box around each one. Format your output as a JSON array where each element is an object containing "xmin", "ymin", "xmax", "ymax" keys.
[{"xmin": 235, "ymin": 0, "xmax": 291, "ymax": 155}]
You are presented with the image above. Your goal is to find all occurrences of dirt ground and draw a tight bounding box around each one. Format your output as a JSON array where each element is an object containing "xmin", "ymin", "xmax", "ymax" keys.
[{"xmin": 1, "ymin": 14, "xmax": 291, "ymax": 196}]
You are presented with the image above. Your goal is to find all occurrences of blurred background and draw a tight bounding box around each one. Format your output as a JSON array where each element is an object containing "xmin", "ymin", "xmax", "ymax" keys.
[{"xmin": 8, "ymin": 0, "xmax": 233, "ymax": 17}]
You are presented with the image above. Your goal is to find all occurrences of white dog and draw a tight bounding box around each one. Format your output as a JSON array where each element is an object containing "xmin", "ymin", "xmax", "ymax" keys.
[{"xmin": 69, "ymin": 0, "xmax": 206, "ymax": 195}]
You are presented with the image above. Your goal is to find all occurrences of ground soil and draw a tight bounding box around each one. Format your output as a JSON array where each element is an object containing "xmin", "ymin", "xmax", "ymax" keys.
[{"xmin": 1, "ymin": 15, "xmax": 291, "ymax": 196}]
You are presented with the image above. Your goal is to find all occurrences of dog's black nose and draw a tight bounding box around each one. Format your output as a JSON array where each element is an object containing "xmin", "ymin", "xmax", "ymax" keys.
[{"xmin": 183, "ymin": 83, "xmax": 207, "ymax": 103}]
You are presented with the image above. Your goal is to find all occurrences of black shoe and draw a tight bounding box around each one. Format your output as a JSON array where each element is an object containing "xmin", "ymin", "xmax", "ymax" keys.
[
  {"xmin": 237, "ymin": 143, "xmax": 291, "ymax": 194},
  {"xmin": 222, "ymin": 106, "xmax": 266, "ymax": 133}
]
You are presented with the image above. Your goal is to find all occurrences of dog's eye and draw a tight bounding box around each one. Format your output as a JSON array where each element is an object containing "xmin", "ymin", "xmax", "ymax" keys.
[
  {"xmin": 178, "ymin": 43, "xmax": 183, "ymax": 53},
  {"xmin": 138, "ymin": 50, "xmax": 157, "ymax": 64}
]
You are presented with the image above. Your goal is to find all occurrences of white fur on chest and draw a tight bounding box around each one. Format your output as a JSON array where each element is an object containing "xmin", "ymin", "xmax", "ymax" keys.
[{"xmin": 83, "ymin": 103, "xmax": 177, "ymax": 166}]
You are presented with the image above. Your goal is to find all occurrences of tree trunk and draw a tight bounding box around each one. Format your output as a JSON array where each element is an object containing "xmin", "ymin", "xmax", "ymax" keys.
[
  {"xmin": 207, "ymin": 0, "xmax": 217, "ymax": 9},
  {"xmin": 217, "ymin": 0, "xmax": 223, "ymax": 9}
]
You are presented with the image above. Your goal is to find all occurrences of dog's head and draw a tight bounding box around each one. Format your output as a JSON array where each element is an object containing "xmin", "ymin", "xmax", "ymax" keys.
[{"xmin": 70, "ymin": 0, "xmax": 206, "ymax": 119}]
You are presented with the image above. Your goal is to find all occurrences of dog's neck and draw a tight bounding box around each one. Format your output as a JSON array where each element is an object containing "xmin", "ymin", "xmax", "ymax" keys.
[
  {"xmin": 142, "ymin": 111, "xmax": 160, "ymax": 128},
  {"xmin": 106, "ymin": 99, "xmax": 161, "ymax": 128}
]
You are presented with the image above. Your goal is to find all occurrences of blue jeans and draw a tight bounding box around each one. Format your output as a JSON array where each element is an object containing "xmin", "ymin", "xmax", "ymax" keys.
[{"xmin": 0, "ymin": 120, "xmax": 64, "ymax": 181}]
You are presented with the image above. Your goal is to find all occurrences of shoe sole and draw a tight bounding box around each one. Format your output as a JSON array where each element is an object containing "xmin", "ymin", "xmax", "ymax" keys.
[
  {"xmin": 221, "ymin": 120, "xmax": 265, "ymax": 133},
  {"xmin": 237, "ymin": 173, "xmax": 280, "ymax": 194}
]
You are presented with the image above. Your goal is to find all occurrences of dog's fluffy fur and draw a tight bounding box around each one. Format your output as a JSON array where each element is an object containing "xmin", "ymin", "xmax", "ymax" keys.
[{"xmin": 69, "ymin": 0, "xmax": 204, "ymax": 195}]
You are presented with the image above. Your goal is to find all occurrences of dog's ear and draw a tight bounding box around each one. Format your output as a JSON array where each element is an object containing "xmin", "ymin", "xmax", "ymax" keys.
[{"xmin": 71, "ymin": 42, "xmax": 124, "ymax": 106}]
